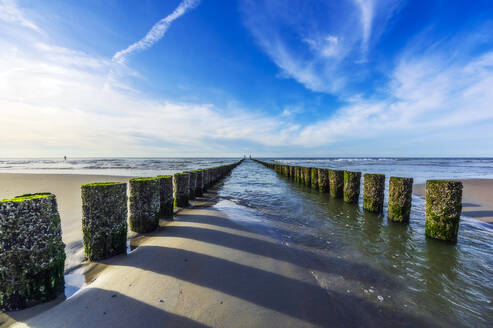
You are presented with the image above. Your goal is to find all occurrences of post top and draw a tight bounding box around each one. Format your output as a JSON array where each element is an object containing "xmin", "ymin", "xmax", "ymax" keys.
[
  {"xmin": 1, "ymin": 192, "xmax": 53, "ymax": 203},
  {"xmin": 130, "ymin": 177, "xmax": 158, "ymax": 182},
  {"xmin": 82, "ymin": 182, "xmax": 126, "ymax": 188}
]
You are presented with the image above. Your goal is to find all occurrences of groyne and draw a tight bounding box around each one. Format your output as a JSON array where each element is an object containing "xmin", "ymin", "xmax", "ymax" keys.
[
  {"xmin": 0, "ymin": 160, "xmax": 243, "ymax": 311},
  {"xmin": 253, "ymin": 159, "xmax": 463, "ymax": 243}
]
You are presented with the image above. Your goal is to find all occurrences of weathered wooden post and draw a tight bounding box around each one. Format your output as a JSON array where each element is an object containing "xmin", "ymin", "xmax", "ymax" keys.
[
  {"xmin": 173, "ymin": 172, "xmax": 190, "ymax": 207},
  {"xmin": 318, "ymin": 168, "xmax": 330, "ymax": 192},
  {"xmin": 187, "ymin": 171, "xmax": 197, "ymax": 200},
  {"xmin": 329, "ymin": 169, "xmax": 344, "ymax": 198},
  {"xmin": 311, "ymin": 168, "xmax": 319, "ymax": 189},
  {"xmin": 344, "ymin": 171, "xmax": 361, "ymax": 203},
  {"xmin": 425, "ymin": 180, "xmax": 463, "ymax": 242},
  {"xmin": 303, "ymin": 167, "xmax": 312, "ymax": 186},
  {"xmin": 289, "ymin": 166, "xmax": 295, "ymax": 179},
  {"xmin": 195, "ymin": 170, "xmax": 204, "ymax": 197},
  {"xmin": 129, "ymin": 177, "xmax": 160, "ymax": 233},
  {"xmin": 202, "ymin": 169, "xmax": 209, "ymax": 191},
  {"xmin": 157, "ymin": 176, "xmax": 174, "ymax": 220},
  {"xmin": 0, "ymin": 193, "xmax": 65, "ymax": 311},
  {"xmin": 363, "ymin": 174, "xmax": 386, "ymax": 213},
  {"xmin": 294, "ymin": 166, "xmax": 300, "ymax": 182},
  {"xmin": 81, "ymin": 182, "xmax": 127, "ymax": 260},
  {"xmin": 388, "ymin": 177, "xmax": 413, "ymax": 223}
]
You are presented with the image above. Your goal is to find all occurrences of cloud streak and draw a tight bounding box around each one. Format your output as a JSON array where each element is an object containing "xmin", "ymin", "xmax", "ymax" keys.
[
  {"xmin": 240, "ymin": 0, "xmax": 400, "ymax": 95},
  {"xmin": 0, "ymin": 0, "xmax": 41, "ymax": 32},
  {"xmin": 112, "ymin": 0, "xmax": 201, "ymax": 64},
  {"xmin": 352, "ymin": 0, "xmax": 374, "ymax": 58}
]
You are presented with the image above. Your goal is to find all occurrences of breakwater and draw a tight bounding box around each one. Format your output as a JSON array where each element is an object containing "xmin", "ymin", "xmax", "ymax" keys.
[
  {"xmin": 253, "ymin": 159, "xmax": 463, "ymax": 242},
  {"xmin": 0, "ymin": 160, "xmax": 242, "ymax": 311}
]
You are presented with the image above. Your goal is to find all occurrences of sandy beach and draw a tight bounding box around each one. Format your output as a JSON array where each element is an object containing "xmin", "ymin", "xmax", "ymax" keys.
[
  {"xmin": 414, "ymin": 179, "xmax": 493, "ymax": 223},
  {"xmin": 0, "ymin": 172, "xmax": 438, "ymax": 327}
]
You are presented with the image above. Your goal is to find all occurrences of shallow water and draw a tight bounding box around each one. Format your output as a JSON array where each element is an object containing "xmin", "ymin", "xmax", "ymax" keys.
[{"xmin": 216, "ymin": 160, "xmax": 493, "ymax": 327}]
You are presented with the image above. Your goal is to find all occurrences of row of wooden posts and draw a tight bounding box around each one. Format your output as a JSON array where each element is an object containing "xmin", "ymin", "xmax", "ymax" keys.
[
  {"xmin": 253, "ymin": 159, "xmax": 463, "ymax": 243},
  {"xmin": 0, "ymin": 160, "xmax": 242, "ymax": 312}
]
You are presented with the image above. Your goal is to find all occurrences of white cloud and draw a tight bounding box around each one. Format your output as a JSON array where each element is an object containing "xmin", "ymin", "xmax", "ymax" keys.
[
  {"xmin": 352, "ymin": 0, "xmax": 374, "ymax": 57},
  {"xmin": 113, "ymin": 0, "xmax": 201, "ymax": 64},
  {"xmin": 0, "ymin": 29, "xmax": 295, "ymax": 156},
  {"xmin": 0, "ymin": 0, "xmax": 40, "ymax": 32},
  {"xmin": 289, "ymin": 48, "xmax": 493, "ymax": 152},
  {"xmin": 241, "ymin": 0, "xmax": 400, "ymax": 95},
  {"xmin": 305, "ymin": 35, "xmax": 341, "ymax": 58}
]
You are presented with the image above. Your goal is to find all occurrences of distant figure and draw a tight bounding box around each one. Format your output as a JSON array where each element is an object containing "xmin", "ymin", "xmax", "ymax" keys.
[
  {"xmin": 249, "ymin": 154, "xmax": 252, "ymax": 159},
  {"xmin": 64, "ymin": 156, "xmax": 67, "ymax": 161}
]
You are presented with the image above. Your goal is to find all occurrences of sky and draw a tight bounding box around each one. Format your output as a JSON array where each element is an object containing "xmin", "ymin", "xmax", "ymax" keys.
[{"xmin": 0, "ymin": 0, "xmax": 492, "ymax": 157}]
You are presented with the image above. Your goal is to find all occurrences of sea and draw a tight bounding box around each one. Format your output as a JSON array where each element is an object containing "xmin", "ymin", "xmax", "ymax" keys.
[{"xmin": 1, "ymin": 157, "xmax": 492, "ymax": 326}]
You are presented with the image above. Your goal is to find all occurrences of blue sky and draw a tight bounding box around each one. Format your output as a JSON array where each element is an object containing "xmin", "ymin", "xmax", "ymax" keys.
[{"xmin": 0, "ymin": 0, "xmax": 492, "ymax": 157}]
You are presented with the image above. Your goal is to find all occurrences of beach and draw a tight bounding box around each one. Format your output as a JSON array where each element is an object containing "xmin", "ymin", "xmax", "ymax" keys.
[
  {"xmin": 414, "ymin": 179, "xmax": 493, "ymax": 223},
  {"xmin": 1, "ymin": 168, "xmax": 492, "ymax": 327},
  {"xmin": 1, "ymin": 172, "xmax": 438, "ymax": 327}
]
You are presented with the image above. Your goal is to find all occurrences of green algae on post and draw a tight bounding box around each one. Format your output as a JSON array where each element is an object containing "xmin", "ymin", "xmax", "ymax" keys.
[
  {"xmin": 343, "ymin": 171, "xmax": 362, "ymax": 203},
  {"xmin": 363, "ymin": 173, "xmax": 386, "ymax": 213},
  {"xmin": 173, "ymin": 172, "xmax": 190, "ymax": 207},
  {"xmin": 388, "ymin": 177, "xmax": 413, "ymax": 223},
  {"xmin": 81, "ymin": 182, "xmax": 127, "ymax": 261},
  {"xmin": 425, "ymin": 180, "xmax": 463, "ymax": 242},
  {"xmin": 303, "ymin": 167, "xmax": 312, "ymax": 186},
  {"xmin": 129, "ymin": 177, "xmax": 160, "ymax": 233},
  {"xmin": 311, "ymin": 168, "xmax": 319, "ymax": 189},
  {"xmin": 0, "ymin": 193, "xmax": 65, "ymax": 311},
  {"xmin": 318, "ymin": 168, "xmax": 330, "ymax": 192},
  {"xmin": 329, "ymin": 169, "xmax": 344, "ymax": 198},
  {"xmin": 157, "ymin": 176, "xmax": 174, "ymax": 220}
]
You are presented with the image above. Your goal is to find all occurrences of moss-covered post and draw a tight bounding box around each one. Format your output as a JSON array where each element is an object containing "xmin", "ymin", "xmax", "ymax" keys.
[
  {"xmin": 195, "ymin": 170, "xmax": 204, "ymax": 197},
  {"xmin": 425, "ymin": 180, "xmax": 463, "ymax": 242},
  {"xmin": 388, "ymin": 177, "xmax": 413, "ymax": 223},
  {"xmin": 289, "ymin": 166, "xmax": 294, "ymax": 179},
  {"xmin": 329, "ymin": 169, "xmax": 344, "ymax": 198},
  {"xmin": 311, "ymin": 168, "xmax": 319, "ymax": 189},
  {"xmin": 81, "ymin": 182, "xmax": 127, "ymax": 261},
  {"xmin": 173, "ymin": 172, "xmax": 190, "ymax": 207},
  {"xmin": 318, "ymin": 168, "xmax": 330, "ymax": 193},
  {"xmin": 343, "ymin": 171, "xmax": 362, "ymax": 203},
  {"xmin": 0, "ymin": 193, "xmax": 65, "ymax": 311},
  {"xmin": 297, "ymin": 166, "xmax": 303, "ymax": 183},
  {"xmin": 294, "ymin": 167, "xmax": 300, "ymax": 182},
  {"xmin": 129, "ymin": 177, "xmax": 160, "ymax": 233},
  {"xmin": 363, "ymin": 174, "xmax": 386, "ymax": 213},
  {"xmin": 303, "ymin": 167, "xmax": 312, "ymax": 186},
  {"xmin": 157, "ymin": 176, "xmax": 174, "ymax": 220}
]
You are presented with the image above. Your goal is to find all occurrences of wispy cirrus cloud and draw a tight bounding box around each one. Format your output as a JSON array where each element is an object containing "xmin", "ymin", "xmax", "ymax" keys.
[
  {"xmin": 240, "ymin": 0, "xmax": 401, "ymax": 94},
  {"xmin": 352, "ymin": 0, "xmax": 374, "ymax": 59},
  {"xmin": 0, "ymin": 0, "xmax": 41, "ymax": 32},
  {"xmin": 112, "ymin": 0, "xmax": 201, "ymax": 64}
]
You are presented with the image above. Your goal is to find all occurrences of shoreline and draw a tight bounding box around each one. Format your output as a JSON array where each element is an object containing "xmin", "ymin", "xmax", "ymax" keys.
[
  {"xmin": 1, "ymin": 182, "xmax": 339, "ymax": 327},
  {"xmin": 414, "ymin": 178, "xmax": 493, "ymax": 223},
  {"xmin": 0, "ymin": 172, "xmax": 440, "ymax": 327}
]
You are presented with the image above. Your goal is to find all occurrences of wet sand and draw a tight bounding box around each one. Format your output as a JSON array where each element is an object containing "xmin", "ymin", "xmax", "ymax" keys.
[
  {"xmin": 414, "ymin": 179, "xmax": 493, "ymax": 223},
  {"xmin": 0, "ymin": 173, "xmax": 436, "ymax": 327}
]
